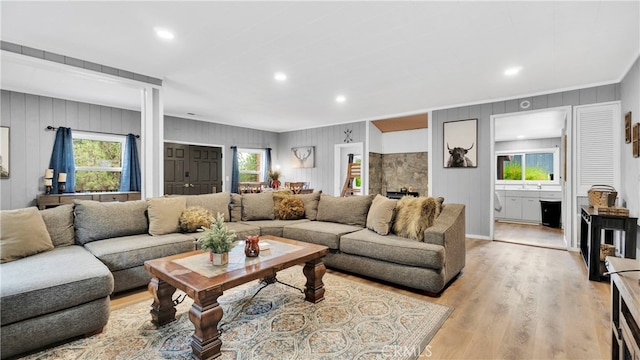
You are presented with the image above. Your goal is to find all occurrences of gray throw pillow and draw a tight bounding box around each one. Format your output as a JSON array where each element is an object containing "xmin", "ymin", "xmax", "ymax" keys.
[
  {"xmin": 40, "ymin": 204, "xmax": 75, "ymax": 247},
  {"xmin": 74, "ymin": 200, "xmax": 149, "ymax": 244},
  {"xmin": 229, "ymin": 193, "xmax": 242, "ymax": 222},
  {"xmin": 242, "ymin": 192, "xmax": 275, "ymax": 221},
  {"xmin": 294, "ymin": 191, "xmax": 322, "ymax": 220},
  {"xmin": 182, "ymin": 192, "xmax": 231, "ymax": 221},
  {"xmin": 316, "ymin": 194, "xmax": 374, "ymax": 227}
]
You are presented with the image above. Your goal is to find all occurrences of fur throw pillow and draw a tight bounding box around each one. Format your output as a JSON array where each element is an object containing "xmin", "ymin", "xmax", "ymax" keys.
[
  {"xmin": 392, "ymin": 196, "xmax": 439, "ymax": 241},
  {"xmin": 277, "ymin": 197, "xmax": 305, "ymax": 220},
  {"xmin": 179, "ymin": 206, "xmax": 213, "ymax": 233}
]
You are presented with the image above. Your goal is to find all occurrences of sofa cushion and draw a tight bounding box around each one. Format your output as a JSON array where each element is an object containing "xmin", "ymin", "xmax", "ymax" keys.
[
  {"xmin": 317, "ymin": 194, "xmax": 374, "ymax": 227},
  {"xmin": 0, "ymin": 207, "xmax": 54, "ymax": 263},
  {"xmin": 83, "ymin": 233, "xmax": 196, "ymax": 272},
  {"xmin": 366, "ymin": 194, "xmax": 398, "ymax": 235},
  {"xmin": 40, "ymin": 204, "xmax": 75, "ymax": 247},
  {"xmin": 179, "ymin": 206, "xmax": 213, "ymax": 233},
  {"xmin": 225, "ymin": 222, "xmax": 260, "ymax": 240},
  {"xmin": 147, "ymin": 197, "xmax": 186, "ymax": 236},
  {"xmin": 229, "ymin": 193, "xmax": 242, "ymax": 222},
  {"xmin": 282, "ymin": 221, "xmax": 362, "ymax": 250},
  {"xmin": 393, "ymin": 196, "xmax": 439, "ymax": 241},
  {"xmin": 294, "ymin": 191, "xmax": 321, "ymax": 220},
  {"xmin": 74, "ymin": 200, "xmax": 148, "ymax": 244},
  {"xmin": 340, "ymin": 229, "xmax": 444, "ymax": 270},
  {"xmin": 242, "ymin": 192, "xmax": 275, "ymax": 221},
  {"xmin": 241, "ymin": 219, "xmax": 310, "ymax": 237},
  {"xmin": 182, "ymin": 192, "xmax": 230, "ymax": 221},
  {"xmin": 0, "ymin": 245, "xmax": 113, "ymax": 325},
  {"xmin": 277, "ymin": 197, "xmax": 306, "ymax": 220}
]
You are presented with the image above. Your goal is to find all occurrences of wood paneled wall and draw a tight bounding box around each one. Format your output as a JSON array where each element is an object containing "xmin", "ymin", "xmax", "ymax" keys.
[
  {"xmin": 164, "ymin": 115, "xmax": 279, "ymax": 192},
  {"xmin": 432, "ymin": 84, "xmax": 620, "ymax": 237},
  {"xmin": 0, "ymin": 90, "xmax": 140, "ymax": 210},
  {"xmin": 276, "ymin": 122, "xmax": 366, "ymax": 195}
]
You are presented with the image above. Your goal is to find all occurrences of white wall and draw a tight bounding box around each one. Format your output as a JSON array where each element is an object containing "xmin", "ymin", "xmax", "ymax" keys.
[
  {"xmin": 368, "ymin": 122, "xmax": 383, "ymax": 153},
  {"xmin": 381, "ymin": 128, "xmax": 428, "ymax": 154},
  {"xmin": 619, "ymin": 56, "xmax": 640, "ymax": 258}
]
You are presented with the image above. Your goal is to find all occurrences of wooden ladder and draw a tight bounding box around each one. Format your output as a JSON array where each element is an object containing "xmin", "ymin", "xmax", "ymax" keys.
[{"xmin": 340, "ymin": 162, "xmax": 361, "ymax": 197}]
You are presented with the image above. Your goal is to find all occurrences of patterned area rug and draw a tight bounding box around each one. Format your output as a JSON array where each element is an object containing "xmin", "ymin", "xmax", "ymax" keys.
[{"xmin": 22, "ymin": 267, "xmax": 452, "ymax": 360}]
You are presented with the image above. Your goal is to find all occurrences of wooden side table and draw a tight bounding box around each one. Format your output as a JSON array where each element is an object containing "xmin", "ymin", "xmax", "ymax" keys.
[
  {"xmin": 580, "ymin": 206, "xmax": 637, "ymax": 281},
  {"xmin": 37, "ymin": 192, "xmax": 141, "ymax": 209}
]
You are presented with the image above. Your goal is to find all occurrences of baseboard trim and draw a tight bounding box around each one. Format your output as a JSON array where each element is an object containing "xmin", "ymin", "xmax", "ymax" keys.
[{"xmin": 466, "ymin": 234, "xmax": 491, "ymax": 240}]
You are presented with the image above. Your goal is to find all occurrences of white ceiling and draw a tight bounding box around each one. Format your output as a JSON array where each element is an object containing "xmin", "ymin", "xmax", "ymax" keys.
[{"xmin": 1, "ymin": 1, "xmax": 638, "ymax": 133}]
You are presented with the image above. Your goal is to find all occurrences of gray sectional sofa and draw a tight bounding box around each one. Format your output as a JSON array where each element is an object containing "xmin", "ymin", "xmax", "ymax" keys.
[{"xmin": 0, "ymin": 190, "xmax": 465, "ymax": 358}]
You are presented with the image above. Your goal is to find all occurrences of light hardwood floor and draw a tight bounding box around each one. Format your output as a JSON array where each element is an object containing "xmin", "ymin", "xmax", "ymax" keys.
[
  {"xmin": 112, "ymin": 239, "xmax": 611, "ymax": 359},
  {"xmin": 494, "ymin": 221, "xmax": 567, "ymax": 249}
]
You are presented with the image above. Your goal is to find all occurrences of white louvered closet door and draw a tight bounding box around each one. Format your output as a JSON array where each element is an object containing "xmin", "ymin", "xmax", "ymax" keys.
[{"xmin": 575, "ymin": 102, "xmax": 621, "ymax": 195}]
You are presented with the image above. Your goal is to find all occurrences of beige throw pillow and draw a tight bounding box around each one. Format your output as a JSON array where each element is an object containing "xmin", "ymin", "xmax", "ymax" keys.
[
  {"xmin": 366, "ymin": 194, "xmax": 398, "ymax": 235},
  {"xmin": 272, "ymin": 189, "xmax": 293, "ymax": 219},
  {"xmin": 1, "ymin": 207, "xmax": 54, "ymax": 263},
  {"xmin": 147, "ymin": 197, "xmax": 186, "ymax": 235}
]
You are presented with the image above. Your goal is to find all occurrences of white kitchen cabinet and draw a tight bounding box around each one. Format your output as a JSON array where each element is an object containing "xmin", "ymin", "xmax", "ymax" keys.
[{"xmin": 495, "ymin": 189, "xmax": 562, "ymax": 223}]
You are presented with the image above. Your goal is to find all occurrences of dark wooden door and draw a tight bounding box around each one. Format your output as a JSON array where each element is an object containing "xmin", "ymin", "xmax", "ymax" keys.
[
  {"xmin": 164, "ymin": 143, "xmax": 188, "ymax": 195},
  {"xmin": 164, "ymin": 143, "xmax": 222, "ymax": 195},
  {"xmin": 189, "ymin": 146, "xmax": 222, "ymax": 195}
]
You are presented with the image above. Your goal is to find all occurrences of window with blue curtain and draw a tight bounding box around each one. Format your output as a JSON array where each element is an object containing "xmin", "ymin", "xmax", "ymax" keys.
[
  {"xmin": 49, "ymin": 127, "xmax": 76, "ymax": 193},
  {"xmin": 231, "ymin": 146, "xmax": 239, "ymax": 193},
  {"xmin": 120, "ymin": 134, "xmax": 141, "ymax": 192}
]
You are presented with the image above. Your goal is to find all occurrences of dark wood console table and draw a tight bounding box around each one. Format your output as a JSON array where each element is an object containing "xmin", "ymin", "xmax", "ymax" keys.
[
  {"xmin": 580, "ymin": 206, "xmax": 637, "ymax": 281},
  {"xmin": 37, "ymin": 192, "xmax": 141, "ymax": 209},
  {"xmin": 606, "ymin": 257, "xmax": 640, "ymax": 359}
]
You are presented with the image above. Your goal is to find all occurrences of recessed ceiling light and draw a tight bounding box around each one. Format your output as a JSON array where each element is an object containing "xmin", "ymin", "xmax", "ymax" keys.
[
  {"xmin": 187, "ymin": 112, "xmax": 196, "ymax": 116},
  {"xmin": 336, "ymin": 95, "xmax": 346, "ymax": 103},
  {"xmin": 154, "ymin": 27, "xmax": 175, "ymax": 40},
  {"xmin": 504, "ymin": 66, "xmax": 523, "ymax": 76},
  {"xmin": 517, "ymin": 135, "xmax": 525, "ymax": 139},
  {"xmin": 274, "ymin": 72, "xmax": 287, "ymax": 82}
]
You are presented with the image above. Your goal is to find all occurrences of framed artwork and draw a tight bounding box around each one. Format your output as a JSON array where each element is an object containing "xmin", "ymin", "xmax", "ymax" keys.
[
  {"xmin": 633, "ymin": 123, "xmax": 639, "ymax": 158},
  {"xmin": 291, "ymin": 146, "xmax": 315, "ymax": 168},
  {"xmin": 0, "ymin": 127, "xmax": 8, "ymax": 178},
  {"xmin": 625, "ymin": 112, "xmax": 632, "ymax": 143},
  {"xmin": 443, "ymin": 118, "xmax": 477, "ymax": 168}
]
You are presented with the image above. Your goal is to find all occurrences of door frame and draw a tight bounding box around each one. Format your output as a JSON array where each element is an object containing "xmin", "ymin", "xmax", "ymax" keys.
[
  {"xmin": 334, "ymin": 142, "xmax": 364, "ymax": 196},
  {"xmin": 489, "ymin": 105, "xmax": 573, "ymax": 250},
  {"xmin": 163, "ymin": 140, "xmax": 226, "ymax": 192}
]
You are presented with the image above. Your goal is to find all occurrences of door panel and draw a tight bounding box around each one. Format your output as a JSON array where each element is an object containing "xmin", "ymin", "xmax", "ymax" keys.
[
  {"xmin": 164, "ymin": 143, "xmax": 189, "ymax": 195},
  {"xmin": 164, "ymin": 143, "xmax": 222, "ymax": 195},
  {"xmin": 189, "ymin": 146, "xmax": 222, "ymax": 195}
]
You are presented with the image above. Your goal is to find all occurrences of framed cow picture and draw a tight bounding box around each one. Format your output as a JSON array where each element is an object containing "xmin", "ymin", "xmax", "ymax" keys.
[{"xmin": 443, "ymin": 118, "xmax": 477, "ymax": 168}]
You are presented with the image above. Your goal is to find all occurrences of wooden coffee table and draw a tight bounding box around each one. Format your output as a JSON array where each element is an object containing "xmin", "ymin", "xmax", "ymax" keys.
[{"xmin": 143, "ymin": 235, "xmax": 328, "ymax": 360}]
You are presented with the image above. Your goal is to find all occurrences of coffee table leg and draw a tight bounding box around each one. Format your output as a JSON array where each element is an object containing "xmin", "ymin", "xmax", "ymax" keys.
[
  {"xmin": 148, "ymin": 277, "xmax": 177, "ymax": 326},
  {"xmin": 189, "ymin": 288, "xmax": 224, "ymax": 360},
  {"xmin": 303, "ymin": 258, "xmax": 326, "ymax": 303}
]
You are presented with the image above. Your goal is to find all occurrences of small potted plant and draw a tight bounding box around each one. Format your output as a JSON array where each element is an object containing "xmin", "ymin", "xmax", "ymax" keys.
[
  {"xmin": 268, "ymin": 170, "xmax": 281, "ymax": 189},
  {"xmin": 197, "ymin": 212, "xmax": 237, "ymax": 265}
]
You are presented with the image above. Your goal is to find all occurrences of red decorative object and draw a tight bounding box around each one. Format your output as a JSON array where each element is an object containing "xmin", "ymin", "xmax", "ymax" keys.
[
  {"xmin": 271, "ymin": 179, "xmax": 281, "ymax": 189},
  {"xmin": 245, "ymin": 235, "xmax": 260, "ymax": 257}
]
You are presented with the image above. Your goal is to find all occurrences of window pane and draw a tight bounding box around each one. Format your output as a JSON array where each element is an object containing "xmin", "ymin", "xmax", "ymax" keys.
[
  {"xmin": 525, "ymin": 153, "xmax": 554, "ymax": 180},
  {"xmin": 497, "ymin": 154, "xmax": 522, "ymax": 180},
  {"xmin": 73, "ymin": 139, "xmax": 122, "ymax": 167},
  {"xmin": 239, "ymin": 173, "xmax": 260, "ymax": 182},
  {"xmin": 238, "ymin": 152, "xmax": 261, "ymax": 172},
  {"xmin": 75, "ymin": 170, "xmax": 121, "ymax": 192}
]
